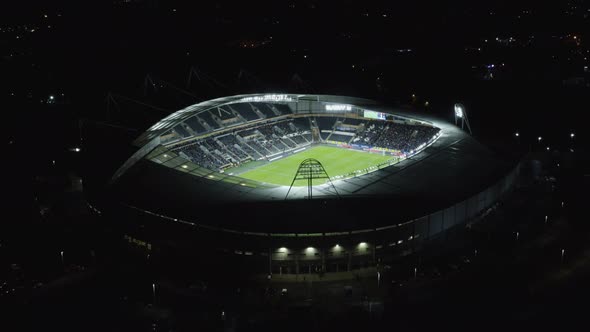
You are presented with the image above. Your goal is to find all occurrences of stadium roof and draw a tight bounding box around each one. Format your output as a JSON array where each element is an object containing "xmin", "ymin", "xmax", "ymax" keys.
[
  {"xmin": 111, "ymin": 94, "xmax": 427, "ymax": 183},
  {"xmin": 132, "ymin": 94, "xmax": 380, "ymax": 147},
  {"xmin": 109, "ymin": 96, "xmax": 517, "ymax": 233}
]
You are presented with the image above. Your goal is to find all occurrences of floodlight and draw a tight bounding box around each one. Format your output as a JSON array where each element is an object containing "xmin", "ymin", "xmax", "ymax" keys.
[{"xmin": 454, "ymin": 104, "xmax": 464, "ymax": 118}]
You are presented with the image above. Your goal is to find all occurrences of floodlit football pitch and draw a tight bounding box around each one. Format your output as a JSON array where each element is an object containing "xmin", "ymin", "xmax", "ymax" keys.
[{"xmin": 238, "ymin": 145, "xmax": 395, "ymax": 186}]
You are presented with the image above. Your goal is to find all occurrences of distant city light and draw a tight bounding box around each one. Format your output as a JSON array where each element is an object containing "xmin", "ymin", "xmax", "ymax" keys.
[
  {"xmin": 49, "ymin": 95, "xmax": 55, "ymax": 100},
  {"xmin": 570, "ymin": 133, "xmax": 575, "ymax": 138},
  {"xmin": 538, "ymin": 136, "xmax": 542, "ymax": 141},
  {"xmin": 515, "ymin": 132, "xmax": 519, "ymax": 137},
  {"xmin": 546, "ymin": 146, "xmax": 550, "ymax": 151}
]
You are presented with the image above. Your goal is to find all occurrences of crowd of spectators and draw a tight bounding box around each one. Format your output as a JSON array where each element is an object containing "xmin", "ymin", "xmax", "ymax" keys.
[
  {"xmin": 372, "ymin": 123, "xmax": 440, "ymax": 152},
  {"xmin": 170, "ymin": 115, "xmax": 440, "ymax": 171},
  {"xmin": 176, "ymin": 143, "xmax": 224, "ymax": 170},
  {"xmin": 352, "ymin": 120, "xmax": 386, "ymax": 145},
  {"xmin": 216, "ymin": 135, "xmax": 249, "ymax": 160}
]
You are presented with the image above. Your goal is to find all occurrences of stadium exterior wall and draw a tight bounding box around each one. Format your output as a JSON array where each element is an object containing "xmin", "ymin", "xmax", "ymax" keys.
[{"xmin": 113, "ymin": 159, "xmax": 522, "ymax": 275}]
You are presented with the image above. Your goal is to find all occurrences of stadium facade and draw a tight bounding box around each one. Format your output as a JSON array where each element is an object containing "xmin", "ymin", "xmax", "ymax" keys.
[{"xmin": 98, "ymin": 94, "xmax": 520, "ymax": 276}]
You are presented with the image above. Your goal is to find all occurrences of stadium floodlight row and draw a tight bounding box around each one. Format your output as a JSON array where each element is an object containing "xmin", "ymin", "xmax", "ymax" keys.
[{"xmin": 101, "ymin": 94, "xmax": 521, "ymax": 276}]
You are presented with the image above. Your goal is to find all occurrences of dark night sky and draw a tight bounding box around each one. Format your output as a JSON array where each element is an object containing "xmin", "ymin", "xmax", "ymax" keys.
[{"xmin": 1, "ymin": 3, "xmax": 589, "ymax": 332}]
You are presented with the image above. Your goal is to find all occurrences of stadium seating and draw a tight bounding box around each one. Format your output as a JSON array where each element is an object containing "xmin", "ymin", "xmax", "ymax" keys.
[
  {"xmin": 216, "ymin": 135, "xmax": 249, "ymax": 160},
  {"xmin": 184, "ymin": 116, "xmax": 207, "ymax": 133},
  {"xmin": 315, "ymin": 117, "xmax": 337, "ymax": 130},
  {"xmin": 372, "ymin": 123, "xmax": 439, "ymax": 153},
  {"xmin": 172, "ymin": 124, "xmax": 191, "ymax": 138},
  {"xmin": 168, "ymin": 110, "xmax": 439, "ymax": 172},
  {"xmin": 228, "ymin": 103, "xmax": 261, "ymax": 121},
  {"xmin": 197, "ymin": 111, "xmax": 221, "ymax": 129},
  {"xmin": 176, "ymin": 143, "xmax": 225, "ymax": 170},
  {"xmin": 273, "ymin": 103, "xmax": 293, "ymax": 114},
  {"xmin": 328, "ymin": 133, "xmax": 353, "ymax": 143},
  {"xmin": 342, "ymin": 118, "xmax": 364, "ymax": 125},
  {"xmin": 290, "ymin": 135, "xmax": 308, "ymax": 145},
  {"xmin": 251, "ymin": 103, "xmax": 277, "ymax": 118},
  {"xmin": 211, "ymin": 107, "xmax": 235, "ymax": 120},
  {"xmin": 352, "ymin": 121, "xmax": 385, "ymax": 145}
]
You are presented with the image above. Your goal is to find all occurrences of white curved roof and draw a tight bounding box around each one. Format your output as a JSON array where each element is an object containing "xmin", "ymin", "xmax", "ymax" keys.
[{"xmin": 132, "ymin": 93, "xmax": 379, "ymax": 148}]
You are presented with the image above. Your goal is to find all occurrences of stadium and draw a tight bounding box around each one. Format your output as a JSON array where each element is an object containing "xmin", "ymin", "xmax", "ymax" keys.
[{"xmin": 97, "ymin": 93, "xmax": 520, "ymax": 277}]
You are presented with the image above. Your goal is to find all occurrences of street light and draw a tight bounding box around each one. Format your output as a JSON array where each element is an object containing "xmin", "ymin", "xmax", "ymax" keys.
[
  {"xmin": 60, "ymin": 251, "xmax": 64, "ymax": 267},
  {"xmin": 515, "ymin": 132, "xmax": 519, "ymax": 137},
  {"xmin": 561, "ymin": 249, "xmax": 565, "ymax": 264},
  {"xmin": 152, "ymin": 283, "xmax": 156, "ymax": 305},
  {"xmin": 570, "ymin": 133, "xmax": 575, "ymax": 138},
  {"xmin": 454, "ymin": 104, "xmax": 464, "ymax": 118},
  {"xmin": 453, "ymin": 103, "xmax": 472, "ymax": 135},
  {"xmin": 538, "ymin": 136, "xmax": 542, "ymax": 142}
]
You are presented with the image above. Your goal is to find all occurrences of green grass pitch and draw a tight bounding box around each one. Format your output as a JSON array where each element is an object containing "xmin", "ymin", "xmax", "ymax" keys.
[{"xmin": 238, "ymin": 145, "xmax": 393, "ymax": 186}]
